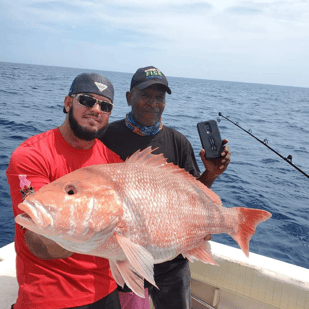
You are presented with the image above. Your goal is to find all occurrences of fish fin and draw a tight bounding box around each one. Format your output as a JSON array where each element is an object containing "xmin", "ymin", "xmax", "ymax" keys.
[
  {"xmin": 183, "ymin": 254, "xmax": 193, "ymax": 263},
  {"xmin": 115, "ymin": 234, "xmax": 157, "ymax": 288},
  {"xmin": 183, "ymin": 241, "xmax": 219, "ymax": 266},
  {"xmin": 232, "ymin": 208, "xmax": 272, "ymax": 257},
  {"xmin": 109, "ymin": 260, "xmax": 125, "ymax": 288},
  {"xmin": 114, "ymin": 260, "xmax": 146, "ymax": 298},
  {"xmin": 125, "ymin": 146, "xmax": 166, "ymax": 166},
  {"xmin": 125, "ymin": 147, "xmax": 222, "ymax": 205}
]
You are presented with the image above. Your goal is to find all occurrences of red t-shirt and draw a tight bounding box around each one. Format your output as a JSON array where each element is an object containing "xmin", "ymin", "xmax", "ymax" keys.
[{"xmin": 6, "ymin": 128, "xmax": 122, "ymax": 309}]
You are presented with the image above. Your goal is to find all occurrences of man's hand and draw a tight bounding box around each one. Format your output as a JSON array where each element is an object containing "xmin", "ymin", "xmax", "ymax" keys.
[
  {"xmin": 198, "ymin": 139, "xmax": 231, "ymax": 188},
  {"xmin": 25, "ymin": 230, "xmax": 73, "ymax": 260},
  {"xmin": 200, "ymin": 139, "xmax": 231, "ymax": 175},
  {"xmin": 205, "ymin": 234, "xmax": 212, "ymax": 241}
]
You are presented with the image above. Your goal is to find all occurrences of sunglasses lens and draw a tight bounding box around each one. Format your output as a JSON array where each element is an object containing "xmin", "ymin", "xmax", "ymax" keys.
[
  {"xmin": 100, "ymin": 102, "xmax": 113, "ymax": 113},
  {"xmin": 77, "ymin": 95, "xmax": 96, "ymax": 108},
  {"xmin": 74, "ymin": 94, "xmax": 112, "ymax": 112}
]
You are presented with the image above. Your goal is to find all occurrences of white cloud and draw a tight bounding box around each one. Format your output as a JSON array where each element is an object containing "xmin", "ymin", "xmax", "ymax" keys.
[
  {"xmin": 2, "ymin": 1, "xmax": 308, "ymax": 39},
  {"xmin": 0, "ymin": 0, "xmax": 308, "ymax": 87}
]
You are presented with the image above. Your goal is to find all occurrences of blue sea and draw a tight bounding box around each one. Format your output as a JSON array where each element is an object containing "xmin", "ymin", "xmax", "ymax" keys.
[{"xmin": 0, "ymin": 61, "xmax": 308, "ymax": 269}]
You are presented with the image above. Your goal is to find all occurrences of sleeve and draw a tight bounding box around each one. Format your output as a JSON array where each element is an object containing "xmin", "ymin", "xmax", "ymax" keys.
[
  {"xmin": 182, "ymin": 142, "xmax": 201, "ymax": 178},
  {"xmin": 174, "ymin": 134, "xmax": 201, "ymax": 178},
  {"xmin": 6, "ymin": 146, "xmax": 51, "ymax": 218}
]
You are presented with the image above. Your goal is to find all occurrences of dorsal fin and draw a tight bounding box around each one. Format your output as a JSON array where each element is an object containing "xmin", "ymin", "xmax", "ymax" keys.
[
  {"xmin": 125, "ymin": 146, "xmax": 167, "ymax": 166},
  {"xmin": 125, "ymin": 147, "xmax": 222, "ymax": 206}
]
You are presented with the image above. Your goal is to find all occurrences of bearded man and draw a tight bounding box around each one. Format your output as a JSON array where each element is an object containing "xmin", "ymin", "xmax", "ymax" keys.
[{"xmin": 6, "ymin": 73, "xmax": 122, "ymax": 309}]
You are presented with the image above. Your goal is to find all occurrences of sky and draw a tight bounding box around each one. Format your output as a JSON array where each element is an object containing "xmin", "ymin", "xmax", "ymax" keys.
[{"xmin": 0, "ymin": 0, "xmax": 308, "ymax": 88}]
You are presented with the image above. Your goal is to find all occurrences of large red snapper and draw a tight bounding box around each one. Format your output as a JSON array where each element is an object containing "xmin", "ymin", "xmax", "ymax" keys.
[{"xmin": 15, "ymin": 147, "xmax": 271, "ymax": 297}]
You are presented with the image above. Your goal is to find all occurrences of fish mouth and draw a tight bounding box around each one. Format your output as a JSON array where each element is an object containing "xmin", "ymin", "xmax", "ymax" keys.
[
  {"xmin": 15, "ymin": 212, "xmax": 33, "ymax": 227},
  {"xmin": 16, "ymin": 200, "xmax": 53, "ymax": 229},
  {"xmin": 21, "ymin": 213, "xmax": 32, "ymax": 219}
]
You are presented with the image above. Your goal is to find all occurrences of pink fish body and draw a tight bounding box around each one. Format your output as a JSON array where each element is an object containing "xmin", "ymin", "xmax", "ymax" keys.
[{"xmin": 16, "ymin": 147, "xmax": 271, "ymax": 297}]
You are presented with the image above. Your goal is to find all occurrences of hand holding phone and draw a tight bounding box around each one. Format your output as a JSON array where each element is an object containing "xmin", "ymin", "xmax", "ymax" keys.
[{"xmin": 197, "ymin": 120, "xmax": 223, "ymax": 160}]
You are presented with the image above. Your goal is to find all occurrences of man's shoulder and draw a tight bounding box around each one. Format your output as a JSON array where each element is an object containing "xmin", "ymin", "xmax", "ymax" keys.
[
  {"xmin": 12, "ymin": 129, "xmax": 56, "ymax": 157},
  {"xmin": 106, "ymin": 119, "xmax": 126, "ymax": 130},
  {"xmin": 6, "ymin": 129, "xmax": 58, "ymax": 187},
  {"xmin": 19, "ymin": 128, "xmax": 57, "ymax": 149},
  {"xmin": 94, "ymin": 139, "xmax": 123, "ymax": 163},
  {"xmin": 100, "ymin": 119, "xmax": 128, "ymax": 146},
  {"xmin": 162, "ymin": 125, "xmax": 190, "ymax": 142}
]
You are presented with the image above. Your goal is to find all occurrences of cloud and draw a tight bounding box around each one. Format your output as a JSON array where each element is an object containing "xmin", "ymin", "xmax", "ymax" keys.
[
  {"xmin": 2, "ymin": 1, "xmax": 308, "ymax": 39},
  {"xmin": 227, "ymin": 6, "xmax": 262, "ymax": 15},
  {"xmin": 0, "ymin": 0, "xmax": 308, "ymax": 86}
]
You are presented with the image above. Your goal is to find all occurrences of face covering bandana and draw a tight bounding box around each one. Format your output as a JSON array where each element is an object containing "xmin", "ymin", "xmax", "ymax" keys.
[{"xmin": 125, "ymin": 112, "xmax": 163, "ymax": 136}]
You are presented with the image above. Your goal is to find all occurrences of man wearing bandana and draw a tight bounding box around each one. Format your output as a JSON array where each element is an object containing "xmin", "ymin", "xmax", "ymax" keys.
[{"xmin": 100, "ymin": 66, "xmax": 231, "ymax": 309}]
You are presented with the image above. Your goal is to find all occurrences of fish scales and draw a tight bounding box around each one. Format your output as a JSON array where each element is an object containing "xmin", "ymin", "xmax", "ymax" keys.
[
  {"xmin": 103, "ymin": 159, "xmax": 209, "ymax": 256},
  {"xmin": 15, "ymin": 147, "xmax": 272, "ymax": 297},
  {"xmin": 109, "ymin": 160, "xmax": 232, "ymax": 256}
]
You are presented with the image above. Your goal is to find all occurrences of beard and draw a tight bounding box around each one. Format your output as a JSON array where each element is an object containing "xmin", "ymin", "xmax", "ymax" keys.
[{"xmin": 68, "ymin": 106, "xmax": 108, "ymax": 141}]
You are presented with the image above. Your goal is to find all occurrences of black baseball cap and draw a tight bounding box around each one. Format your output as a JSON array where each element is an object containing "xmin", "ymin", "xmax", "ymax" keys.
[
  {"xmin": 130, "ymin": 66, "xmax": 171, "ymax": 94},
  {"xmin": 64, "ymin": 73, "xmax": 114, "ymax": 113}
]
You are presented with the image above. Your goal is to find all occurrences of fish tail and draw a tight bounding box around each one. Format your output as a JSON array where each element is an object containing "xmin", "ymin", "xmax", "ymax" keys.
[{"xmin": 231, "ymin": 207, "xmax": 272, "ymax": 257}]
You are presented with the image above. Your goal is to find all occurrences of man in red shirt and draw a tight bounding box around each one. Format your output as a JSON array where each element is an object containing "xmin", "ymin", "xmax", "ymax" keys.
[{"xmin": 6, "ymin": 73, "xmax": 122, "ymax": 309}]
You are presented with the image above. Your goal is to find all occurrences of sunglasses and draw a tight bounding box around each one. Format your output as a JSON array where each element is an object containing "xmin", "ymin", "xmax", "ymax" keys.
[{"xmin": 71, "ymin": 94, "xmax": 113, "ymax": 113}]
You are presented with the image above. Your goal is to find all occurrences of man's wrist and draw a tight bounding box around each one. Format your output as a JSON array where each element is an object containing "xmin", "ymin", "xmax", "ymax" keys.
[{"xmin": 198, "ymin": 170, "xmax": 218, "ymax": 188}]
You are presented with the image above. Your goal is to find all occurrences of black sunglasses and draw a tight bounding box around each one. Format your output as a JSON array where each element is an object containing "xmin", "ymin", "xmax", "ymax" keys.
[{"xmin": 71, "ymin": 94, "xmax": 113, "ymax": 113}]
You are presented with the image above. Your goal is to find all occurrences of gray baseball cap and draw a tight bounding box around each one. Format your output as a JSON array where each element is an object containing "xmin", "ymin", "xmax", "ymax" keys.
[{"xmin": 64, "ymin": 73, "xmax": 114, "ymax": 113}]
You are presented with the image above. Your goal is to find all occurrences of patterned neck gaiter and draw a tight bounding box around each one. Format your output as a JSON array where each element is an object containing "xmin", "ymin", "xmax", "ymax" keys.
[{"xmin": 125, "ymin": 112, "xmax": 163, "ymax": 136}]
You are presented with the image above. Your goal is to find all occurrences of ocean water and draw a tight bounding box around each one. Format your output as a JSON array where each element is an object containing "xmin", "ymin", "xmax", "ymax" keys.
[{"xmin": 0, "ymin": 61, "xmax": 308, "ymax": 269}]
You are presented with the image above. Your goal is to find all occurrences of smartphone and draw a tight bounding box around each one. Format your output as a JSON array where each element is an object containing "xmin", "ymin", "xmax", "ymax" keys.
[{"xmin": 197, "ymin": 120, "xmax": 223, "ymax": 160}]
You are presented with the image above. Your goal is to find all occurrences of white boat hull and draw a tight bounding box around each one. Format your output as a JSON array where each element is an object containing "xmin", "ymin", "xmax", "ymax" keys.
[
  {"xmin": 1, "ymin": 241, "xmax": 309, "ymax": 309},
  {"xmin": 190, "ymin": 241, "xmax": 309, "ymax": 309},
  {"xmin": 0, "ymin": 242, "xmax": 18, "ymax": 309}
]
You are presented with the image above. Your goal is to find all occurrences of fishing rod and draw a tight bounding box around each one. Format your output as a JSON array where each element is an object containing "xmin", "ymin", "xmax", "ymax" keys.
[{"xmin": 218, "ymin": 112, "xmax": 309, "ymax": 179}]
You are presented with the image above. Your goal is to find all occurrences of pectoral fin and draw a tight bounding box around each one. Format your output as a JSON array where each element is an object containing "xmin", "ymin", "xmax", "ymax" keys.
[
  {"xmin": 112, "ymin": 259, "xmax": 146, "ymax": 297},
  {"xmin": 109, "ymin": 260, "xmax": 125, "ymax": 288},
  {"xmin": 115, "ymin": 234, "xmax": 157, "ymax": 288}
]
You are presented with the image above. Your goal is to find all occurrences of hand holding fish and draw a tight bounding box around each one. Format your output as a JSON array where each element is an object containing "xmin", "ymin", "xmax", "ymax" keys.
[{"xmin": 24, "ymin": 229, "xmax": 73, "ymax": 260}]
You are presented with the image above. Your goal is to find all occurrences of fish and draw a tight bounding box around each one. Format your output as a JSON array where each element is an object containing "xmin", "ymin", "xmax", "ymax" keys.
[{"xmin": 15, "ymin": 147, "xmax": 272, "ymax": 297}]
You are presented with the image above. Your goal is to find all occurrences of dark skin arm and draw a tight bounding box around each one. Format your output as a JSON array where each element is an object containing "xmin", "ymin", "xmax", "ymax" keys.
[
  {"xmin": 198, "ymin": 139, "xmax": 231, "ymax": 188},
  {"xmin": 25, "ymin": 230, "xmax": 73, "ymax": 260}
]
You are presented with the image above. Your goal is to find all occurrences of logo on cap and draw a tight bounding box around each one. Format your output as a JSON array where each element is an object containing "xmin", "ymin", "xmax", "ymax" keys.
[
  {"xmin": 95, "ymin": 82, "xmax": 108, "ymax": 92},
  {"xmin": 145, "ymin": 68, "xmax": 163, "ymax": 78}
]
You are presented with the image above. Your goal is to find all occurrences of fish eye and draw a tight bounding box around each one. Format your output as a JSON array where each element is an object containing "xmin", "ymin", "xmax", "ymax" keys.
[{"xmin": 65, "ymin": 185, "xmax": 78, "ymax": 195}]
